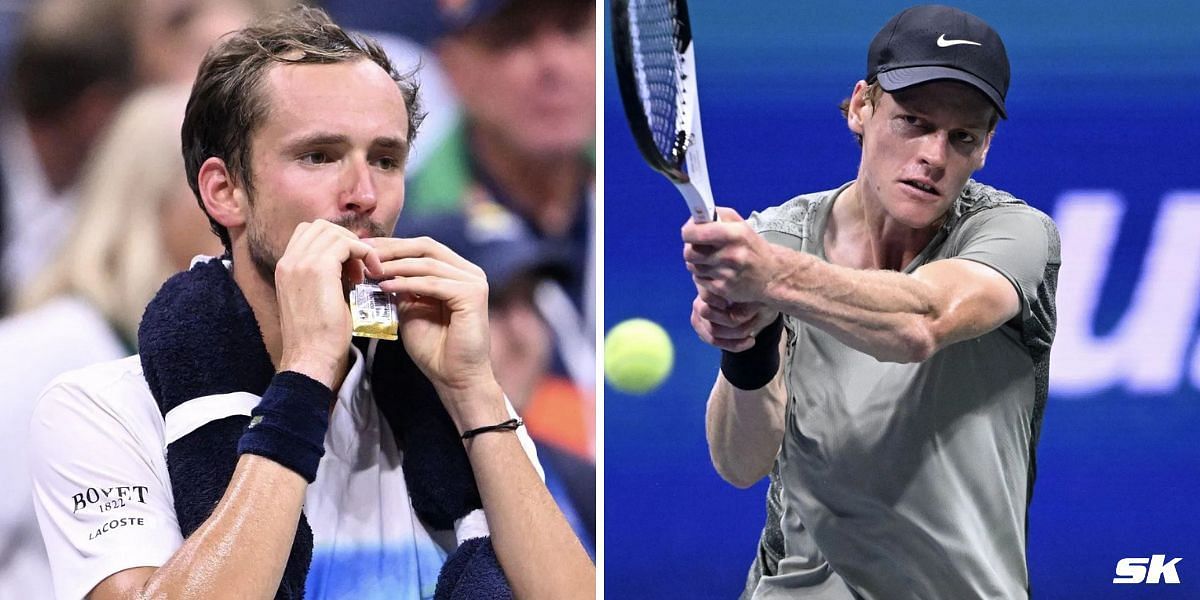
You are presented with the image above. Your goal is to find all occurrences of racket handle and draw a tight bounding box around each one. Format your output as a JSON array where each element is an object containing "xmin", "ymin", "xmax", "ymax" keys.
[{"xmin": 676, "ymin": 180, "xmax": 716, "ymax": 223}]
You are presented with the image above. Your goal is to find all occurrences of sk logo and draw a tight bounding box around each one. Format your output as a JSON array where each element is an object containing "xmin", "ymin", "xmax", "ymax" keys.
[{"xmin": 1113, "ymin": 555, "xmax": 1182, "ymax": 584}]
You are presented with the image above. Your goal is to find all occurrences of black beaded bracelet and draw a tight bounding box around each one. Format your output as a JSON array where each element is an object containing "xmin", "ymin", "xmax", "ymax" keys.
[{"xmin": 461, "ymin": 418, "xmax": 524, "ymax": 440}]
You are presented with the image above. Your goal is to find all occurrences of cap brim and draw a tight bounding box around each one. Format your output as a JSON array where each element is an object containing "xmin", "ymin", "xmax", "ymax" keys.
[{"xmin": 877, "ymin": 66, "xmax": 1006, "ymax": 119}]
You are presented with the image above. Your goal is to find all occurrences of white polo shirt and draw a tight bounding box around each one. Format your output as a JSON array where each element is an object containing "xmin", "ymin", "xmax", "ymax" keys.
[{"xmin": 29, "ymin": 345, "xmax": 539, "ymax": 600}]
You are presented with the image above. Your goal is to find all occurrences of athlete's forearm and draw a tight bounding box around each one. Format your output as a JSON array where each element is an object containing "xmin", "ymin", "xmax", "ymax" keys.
[
  {"xmin": 92, "ymin": 455, "xmax": 307, "ymax": 600},
  {"xmin": 764, "ymin": 250, "xmax": 942, "ymax": 363},
  {"xmin": 705, "ymin": 341, "xmax": 787, "ymax": 489},
  {"xmin": 446, "ymin": 382, "xmax": 596, "ymax": 600}
]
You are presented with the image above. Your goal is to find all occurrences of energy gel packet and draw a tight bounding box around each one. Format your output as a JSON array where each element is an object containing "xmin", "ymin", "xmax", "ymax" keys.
[{"xmin": 349, "ymin": 280, "xmax": 398, "ymax": 341}]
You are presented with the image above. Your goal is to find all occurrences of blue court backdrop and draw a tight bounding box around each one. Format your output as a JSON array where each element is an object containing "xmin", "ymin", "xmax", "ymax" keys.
[{"xmin": 604, "ymin": 2, "xmax": 1200, "ymax": 598}]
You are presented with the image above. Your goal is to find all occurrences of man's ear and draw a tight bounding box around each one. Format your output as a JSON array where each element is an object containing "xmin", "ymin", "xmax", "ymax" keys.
[
  {"xmin": 847, "ymin": 80, "xmax": 871, "ymax": 137},
  {"xmin": 197, "ymin": 157, "xmax": 248, "ymax": 230}
]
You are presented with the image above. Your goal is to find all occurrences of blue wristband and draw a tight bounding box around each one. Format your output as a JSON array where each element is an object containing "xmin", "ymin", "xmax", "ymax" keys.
[
  {"xmin": 720, "ymin": 316, "xmax": 784, "ymax": 390},
  {"xmin": 237, "ymin": 371, "xmax": 332, "ymax": 482}
]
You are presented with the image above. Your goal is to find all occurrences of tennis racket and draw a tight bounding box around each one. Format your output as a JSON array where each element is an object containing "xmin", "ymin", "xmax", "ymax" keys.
[{"xmin": 611, "ymin": 0, "xmax": 715, "ymax": 223}]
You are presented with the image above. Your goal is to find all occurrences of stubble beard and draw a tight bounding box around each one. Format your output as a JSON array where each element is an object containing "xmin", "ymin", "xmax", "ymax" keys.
[
  {"xmin": 245, "ymin": 206, "xmax": 392, "ymax": 291},
  {"xmin": 247, "ymin": 217, "xmax": 279, "ymax": 290}
]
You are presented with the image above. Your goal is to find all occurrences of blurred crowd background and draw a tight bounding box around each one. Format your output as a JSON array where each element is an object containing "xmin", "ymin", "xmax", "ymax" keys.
[
  {"xmin": 604, "ymin": 1, "xmax": 1200, "ymax": 598},
  {"xmin": 0, "ymin": 0, "xmax": 595, "ymax": 594}
]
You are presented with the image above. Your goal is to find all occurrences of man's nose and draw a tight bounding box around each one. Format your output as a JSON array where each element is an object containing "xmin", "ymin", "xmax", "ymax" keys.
[
  {"xmin": 340, "ymin": 157, "xmax": 377, "ymax": 213},
  {"xmin": 917, "ymin": 131, "xmax": 949, "ymax": 169}
]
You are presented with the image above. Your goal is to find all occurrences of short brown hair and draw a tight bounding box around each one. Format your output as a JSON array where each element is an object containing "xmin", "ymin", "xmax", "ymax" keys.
[{"xmin": 181, "ymin": 6, "xmax": 424, "ymax": 254}]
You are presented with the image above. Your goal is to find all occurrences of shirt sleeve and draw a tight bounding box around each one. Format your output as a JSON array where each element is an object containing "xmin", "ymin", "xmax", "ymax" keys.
[
  {"xmin": 949, "ymin": 205, "xmax": 1059, "ymax": 323},
  {"xmin": 29, "ymin": 373, "xmax": 183, "ymax": 600}
]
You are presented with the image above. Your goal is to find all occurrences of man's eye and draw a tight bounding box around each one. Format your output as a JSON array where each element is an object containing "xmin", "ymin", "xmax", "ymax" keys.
[
  {"xmin": 955, "ymin": 131, "xmax": 978, "ymax": 144},
  {"xmin": 374, "ymin": 156, "xmax": 400, "ymax": 171},
  {"xmin": 300, "ymin": 152, "xmax": 329, "ymax": 164},
  {"xmin": 900, "ymin": 115, "xmax": 921, "ymax": 126}
]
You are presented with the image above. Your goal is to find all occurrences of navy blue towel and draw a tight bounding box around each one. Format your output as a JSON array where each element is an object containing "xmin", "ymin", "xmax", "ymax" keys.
[{"xmin": 138, "ymin": 257, "xmax": 511, "ymax": 598}]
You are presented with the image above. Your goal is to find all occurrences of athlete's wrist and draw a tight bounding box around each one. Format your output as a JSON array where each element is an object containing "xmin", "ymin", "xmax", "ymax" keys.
[
  {"xmin": 279, "ymin": 349, "xmax": 342, "ymax": 390},
  {"xmin": 721, "ymin": 315, "xmax": 784, "ymax": 390},
  {"xmin": 436, "ymin": 379, "xmax": 510, "ymax": 436}
]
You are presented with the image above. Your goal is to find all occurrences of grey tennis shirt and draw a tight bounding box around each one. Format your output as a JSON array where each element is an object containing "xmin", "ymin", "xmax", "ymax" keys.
[{"xmin": 744, "ymin": 180, "xmax": 1060, "ymax": 600}]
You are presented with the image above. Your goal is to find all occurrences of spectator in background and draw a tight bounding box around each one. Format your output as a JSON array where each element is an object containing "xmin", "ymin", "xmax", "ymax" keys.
[
  {"xmin": 1, "ymin": 0, "xmax": 137, "ymax": 311},
  {"xmin": 134, "ymin": 0, "xmax": 294, "ymax": 85},
  {"xmin": 1, "ymin": 0, "xmax": 292, "ymax": 314},
  {"xmin": 415, "ymin": 211, "xmax": 596, "ymax": 555},
  {"xmin": 0, "ymin": 84, "xmax": 222, "ymax": 598},
  {"xmin": 1, "ymin": 0, "xmax": 290, "ymax": 313},
  {"xmin": 398, "ymin": 0, "xmax": 597, "ymax": 456}
]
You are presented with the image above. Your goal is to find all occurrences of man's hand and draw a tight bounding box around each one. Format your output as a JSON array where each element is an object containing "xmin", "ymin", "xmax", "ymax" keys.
[
  {"xmin": 364, "ymin": 236, "xmax": 507, "ymax": 431},
  {"xmin": 691, "ymin": 287, "xmax": 779, "ymax": 352},
  {"xmin": 275, "ymin": 219, "xmax": 383, "ymax": 388},
  {"xmin": 363, "ymin": 237, "xmax": 595, "ymax": 597},
  {"xmin": 682, "ymin": 207, "xmax": 782, "ymax": 305}
]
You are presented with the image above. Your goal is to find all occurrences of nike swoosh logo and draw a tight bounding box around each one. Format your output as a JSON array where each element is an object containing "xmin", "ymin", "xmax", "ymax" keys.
[{"xmin": 936, "ymin": 34, "xmax": 981, "ymax": 47}]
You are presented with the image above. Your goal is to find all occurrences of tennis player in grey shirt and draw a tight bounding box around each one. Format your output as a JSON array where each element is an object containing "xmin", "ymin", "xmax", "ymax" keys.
[{"xmin": 681, "ymin": 6, "xmax": 1059, "ymax": 599}]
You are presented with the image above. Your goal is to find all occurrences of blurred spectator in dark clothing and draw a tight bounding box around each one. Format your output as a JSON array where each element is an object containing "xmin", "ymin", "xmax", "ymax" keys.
[
  {"xmin": 398, "ymin": 0, "xmax": 596, "ymax": 412},
  {"xmin": 401, "ymin": 208, "xmax": 596, "ymax": 556},
  {"xmin": 0, "ymin": 0, "xmax": 293, "ymax": 313},
  {"xmin": 1, "ymin": 0, "xmax": 137, "ymax": 311}
]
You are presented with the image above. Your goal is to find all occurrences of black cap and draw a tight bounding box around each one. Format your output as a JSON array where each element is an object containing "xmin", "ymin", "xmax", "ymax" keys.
[
  {"xmin": 387, "ymin": 0, "xmax": 512, "ymax": 45},
  {"xmin": 867, "ymin": 5, "xmax": 1009, "ymax": 118},
  {"xmin": 435, "ymin": 0, "xmax": 512, "ymax": 34}
]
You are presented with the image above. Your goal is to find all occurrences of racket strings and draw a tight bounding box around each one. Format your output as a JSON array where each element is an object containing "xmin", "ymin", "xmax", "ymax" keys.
[{"xmin": 628, "ymin": 0, "xmax": 689, "ymax": 166}]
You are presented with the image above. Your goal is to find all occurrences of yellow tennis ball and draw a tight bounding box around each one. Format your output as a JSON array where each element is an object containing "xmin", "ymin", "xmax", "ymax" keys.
[{"xmin": 604, "ymin": 318, "xmax": 674, "ymax": 394}]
